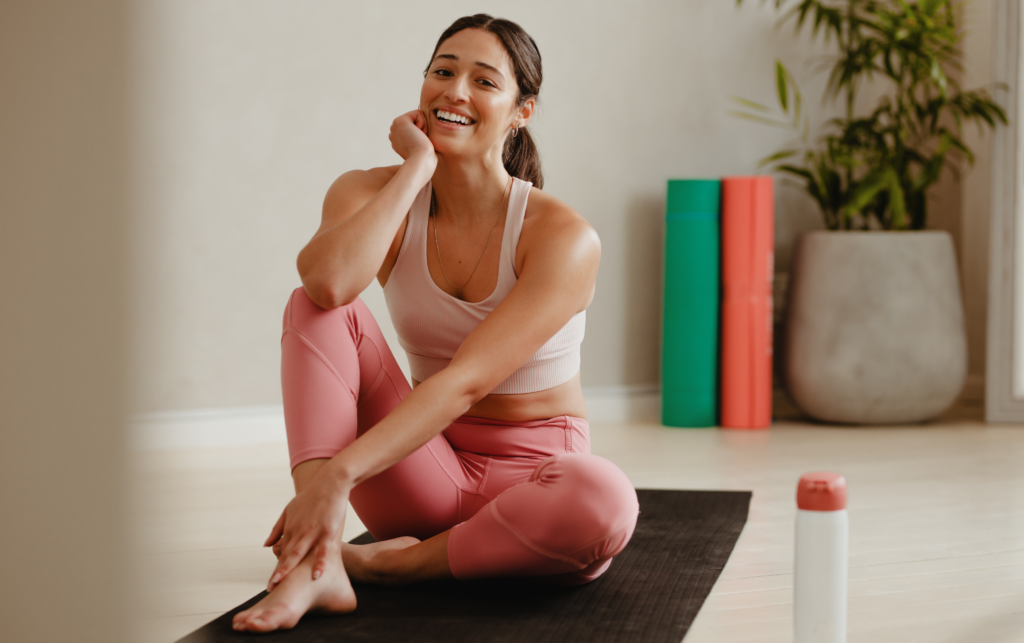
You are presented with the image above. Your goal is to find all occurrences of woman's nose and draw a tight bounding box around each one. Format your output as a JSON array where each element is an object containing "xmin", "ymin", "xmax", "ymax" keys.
[{"xmin": 444, "ymin": 75, "xmax": 470, "ymax": 103}]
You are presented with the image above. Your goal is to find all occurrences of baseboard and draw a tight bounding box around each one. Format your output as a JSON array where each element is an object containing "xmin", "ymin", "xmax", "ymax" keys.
[
  {"xmin": 583, "ymin": 384, "xmax": 662, "ymax": 424},
  {"xmin": 131, "ymin": 405, "xmax": 287, "ymax": 450},
  {"xmin": 130, "ymin": 385, "xmax": 664, "ymax": 450}
]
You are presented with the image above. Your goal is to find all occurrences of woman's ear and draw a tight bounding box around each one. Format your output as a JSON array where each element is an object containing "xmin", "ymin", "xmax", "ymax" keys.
[{"xmin": 516, "ymin": 97, "xmax": 536, "ymax": 128}]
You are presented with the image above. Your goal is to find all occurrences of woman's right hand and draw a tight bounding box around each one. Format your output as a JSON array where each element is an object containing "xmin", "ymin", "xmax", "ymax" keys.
[
  {"xmin": 389, "ymin": 110, "xmax": 437, "ymax": 170},
  {"xmin": 262, "ymin": 472, "xmax": 351, "ymax": 590}
]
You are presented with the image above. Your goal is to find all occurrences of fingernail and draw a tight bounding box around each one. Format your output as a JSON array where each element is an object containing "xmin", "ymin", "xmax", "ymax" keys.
[
  {"xmin": 270, "ymin": 573, "xmax": 281, "ymax": 584},
  {"xmin": 313, "ymin": 569, "xmax": 322, "ymax": 580}
]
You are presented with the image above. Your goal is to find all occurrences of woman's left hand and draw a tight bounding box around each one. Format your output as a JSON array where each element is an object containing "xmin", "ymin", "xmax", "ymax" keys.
[{"xmin": 263, "ymin": 471, "xmax": 350, "ymax": 591}]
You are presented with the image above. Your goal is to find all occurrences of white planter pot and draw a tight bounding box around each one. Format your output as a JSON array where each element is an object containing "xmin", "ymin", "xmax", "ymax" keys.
[{"xmin": 784, "ymin": 231, "xmax": 967, "ymax": 424}]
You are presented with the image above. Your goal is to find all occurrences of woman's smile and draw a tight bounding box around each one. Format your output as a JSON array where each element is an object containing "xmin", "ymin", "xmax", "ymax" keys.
[{"xmin": 432, "ymin": 108, "xmax": 476, "ymax": 130}]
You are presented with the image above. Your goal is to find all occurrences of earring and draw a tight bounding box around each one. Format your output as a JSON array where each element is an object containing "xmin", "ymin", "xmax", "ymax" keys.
[{"xmin": 512, "ymin": 124, "xmax": 520, "ymax": 138}]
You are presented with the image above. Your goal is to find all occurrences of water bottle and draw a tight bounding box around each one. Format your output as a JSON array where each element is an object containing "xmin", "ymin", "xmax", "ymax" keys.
[{"xmin": 794, "ymin": 471, "xmax": 848, "ymax": 643}]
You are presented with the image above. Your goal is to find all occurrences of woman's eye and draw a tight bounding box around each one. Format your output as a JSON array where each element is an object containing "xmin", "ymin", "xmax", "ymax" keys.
[
  {"xmin": 478, "ymin": 79, "xmax": 496, "ymax": 87},
  {"xmin": 434, "ymin": 69, "xmax": 452, "ymax": 77}
]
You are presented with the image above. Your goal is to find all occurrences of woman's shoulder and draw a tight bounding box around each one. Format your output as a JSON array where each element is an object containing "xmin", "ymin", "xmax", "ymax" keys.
[
  {"xmin": 522, "ymin": 186, "xmax": 599, "ymax": 246},
  {"xmin": 517, "ymin": 185, "xmax": 601, "ymax": 271}
]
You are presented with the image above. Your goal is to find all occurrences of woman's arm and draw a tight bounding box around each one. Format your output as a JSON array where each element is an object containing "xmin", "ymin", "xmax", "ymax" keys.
[
  {"xmin": 267, "ymin": 196, "xmax": 601, "ymax": 585},
  {"xmin": 298, "ymin": 111, "xmax": 436, "ymax": 309}
]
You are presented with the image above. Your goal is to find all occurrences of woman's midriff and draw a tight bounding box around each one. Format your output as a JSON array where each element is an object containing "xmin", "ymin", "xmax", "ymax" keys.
[{"xmin": 412, "ymin": 370, "xmax": 587, "ymax": 422}]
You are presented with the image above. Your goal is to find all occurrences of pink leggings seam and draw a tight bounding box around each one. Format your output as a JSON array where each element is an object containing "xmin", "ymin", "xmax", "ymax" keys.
[
  {"xmin": 426, "ymin": 441, "xmax": 479, "ymax": 495},
  {"xmin": 488, "ymin": 502, "xmax": 588, "ymax": 570},
  {"xmin": 352, "ymin": 331, "xmax": 388, "ymax": 402},
  {"xmin": 283, "ymin": 326, "xmax": 357, "ymax": 403}
]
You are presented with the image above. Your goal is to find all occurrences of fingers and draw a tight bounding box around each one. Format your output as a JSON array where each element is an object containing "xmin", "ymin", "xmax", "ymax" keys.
[
  {"xmin": 414, "ymin": 109, "xmax": 428, "ymax": 131},
  {"xmin": 263, "ymin": 511, "xmax": 285, "ymax": 547},
  {"xmin": 396, "ymin": 109, "xmax": 419, "ymax": 126},
  {"xmin": 267, "ymin": 534, "xmax": 313, "ymax": 591},
  {"xmin": 311, "ymin": 542, "xmax": 329, "ymax": 581}
]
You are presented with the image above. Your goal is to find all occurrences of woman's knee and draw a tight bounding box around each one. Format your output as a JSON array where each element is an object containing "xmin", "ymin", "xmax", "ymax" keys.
[
  {"xmin": 492, "ymin": 454, "xmax": 639, "ymax": 565},
  {"xmin": 283, "ymin": 286, "xmax": 369, "ymax": 336},
  {"xmin": 536, "ymin": 453, "xmax": 639, "ymax": 536}
]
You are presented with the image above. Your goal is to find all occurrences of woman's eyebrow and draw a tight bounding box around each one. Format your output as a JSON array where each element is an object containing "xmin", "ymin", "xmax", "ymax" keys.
[{"xmin": 433, "ymin": 53, "xmax": 506, "ymax": 82}]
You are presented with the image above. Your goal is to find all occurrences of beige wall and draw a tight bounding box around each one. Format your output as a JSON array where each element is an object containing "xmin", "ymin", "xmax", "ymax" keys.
[
  {"xmin": 130, "ymin": 0, "xmax": 997, "ymax": 414},
  {"xmin": 1, "ymin": 2, "xmax": 131, "ymax": 641}
]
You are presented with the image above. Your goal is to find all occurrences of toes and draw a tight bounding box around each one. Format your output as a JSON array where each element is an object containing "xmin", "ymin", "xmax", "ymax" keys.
[
  {"xmin": 247, "ymin": 616, "xmax": 269, "ymax": 632},
  {"xmin": 232, "ymin": 609, "xmax": 255, "ymax": 631},
  {"xmin": 232, "ymin": 606, "xmax": 283, "ymax": 633},
  {"xmin": 246, "ymin": 607, "xmax": 297, "ymax": 632}
]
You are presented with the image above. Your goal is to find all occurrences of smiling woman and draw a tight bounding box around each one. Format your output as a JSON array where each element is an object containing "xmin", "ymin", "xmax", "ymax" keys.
[{"xmin": 230, "ymin": 14, "xmax": 639, "ymax": 634}]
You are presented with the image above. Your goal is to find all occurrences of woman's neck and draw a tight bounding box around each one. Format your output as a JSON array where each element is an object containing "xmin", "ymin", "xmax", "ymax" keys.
[{"xmin": 430, "ymin": 154, "xmax": 511, "ymax": 228}]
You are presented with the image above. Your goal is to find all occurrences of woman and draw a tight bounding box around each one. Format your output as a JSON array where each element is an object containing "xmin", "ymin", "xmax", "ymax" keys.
[{"xmin": 232, "ymin": 14, "xmax": 639, "ymax": 633}]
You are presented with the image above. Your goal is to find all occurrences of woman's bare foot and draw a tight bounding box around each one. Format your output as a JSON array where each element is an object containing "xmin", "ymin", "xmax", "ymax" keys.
[
  {"xmin": 342, "ymin": 536, "xmax": 421, "ymax": 584},
  {"xmin": 272, "ymin": 535, "xmax": 421, "ymax": 585},
  {"xmin": 232, "ymin": 544, "xmax": 356, "ymax": 633}
]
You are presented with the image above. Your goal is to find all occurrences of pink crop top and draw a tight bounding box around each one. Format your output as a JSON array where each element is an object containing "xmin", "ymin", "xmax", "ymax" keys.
[{"xmin": 382, "ymin": 177, "xmax": 586, "ymax": 395}]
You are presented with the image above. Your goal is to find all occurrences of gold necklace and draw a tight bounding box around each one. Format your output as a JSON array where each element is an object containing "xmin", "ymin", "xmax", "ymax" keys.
[{"xmin": 430, "ymin": 176, "xmax": 513, "ymax": 293}]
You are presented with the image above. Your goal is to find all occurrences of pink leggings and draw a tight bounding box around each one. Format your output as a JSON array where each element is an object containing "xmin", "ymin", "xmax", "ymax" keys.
[{"xmin": 281, "ymin": 287, "xmax": 639, "ymax": 585}]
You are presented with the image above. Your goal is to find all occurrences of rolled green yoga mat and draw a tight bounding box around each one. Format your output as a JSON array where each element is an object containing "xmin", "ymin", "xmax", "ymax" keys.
[{"xmin": 662, "ymin": 179, "xmax": 720, "ymax": 427}]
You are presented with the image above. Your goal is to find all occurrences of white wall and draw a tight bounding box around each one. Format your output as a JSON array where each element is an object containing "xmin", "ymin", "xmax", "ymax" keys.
[{"xmin": 130, "ymin": 0, "xmax": 993, "ymax": 413}]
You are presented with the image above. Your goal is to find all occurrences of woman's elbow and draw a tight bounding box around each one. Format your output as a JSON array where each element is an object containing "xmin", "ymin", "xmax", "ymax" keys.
[
  {"xmin": 297, "ymin": 269, "xmax": 347, "ymax": 310},
  {"xmin": 296, "ymin": 251, "xmax": 353, "ymax": 308},
  {"xmin": 297, "ymin": 280, "xmax": 334, "ymax": 309}
]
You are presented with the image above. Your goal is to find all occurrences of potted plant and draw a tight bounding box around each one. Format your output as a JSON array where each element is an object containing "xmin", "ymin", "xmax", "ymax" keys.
[{"xmin": 734, "ymin": 0, "xmax": 1007, "ymax": 423}]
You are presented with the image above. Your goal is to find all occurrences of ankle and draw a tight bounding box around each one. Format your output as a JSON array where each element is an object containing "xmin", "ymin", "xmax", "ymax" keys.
[{"xmin": 369, "ymin": 546, "xmax": 417, "ymax": 585}]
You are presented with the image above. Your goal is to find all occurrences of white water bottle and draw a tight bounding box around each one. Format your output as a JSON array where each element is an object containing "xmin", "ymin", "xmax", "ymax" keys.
[{"xmin": 794, "ymin": 471, "xmax": 848, "ymax": 643}]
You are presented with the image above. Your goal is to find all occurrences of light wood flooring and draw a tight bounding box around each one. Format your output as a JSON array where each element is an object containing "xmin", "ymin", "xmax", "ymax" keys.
[{"xmin": 132, "ymin": 415, "xmax": 1024, "ymax": 642}]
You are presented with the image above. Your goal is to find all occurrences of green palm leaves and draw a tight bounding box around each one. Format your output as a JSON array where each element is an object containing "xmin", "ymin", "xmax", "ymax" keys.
[{"xmin": 732, "ymin": 0, "xmax": 1007, "ymax": 230}]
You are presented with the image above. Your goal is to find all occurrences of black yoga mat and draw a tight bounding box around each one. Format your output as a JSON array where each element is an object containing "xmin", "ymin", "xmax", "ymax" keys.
[{"xmin": 178, "ymin": 489, "xmax": 751, "ymax": 643}]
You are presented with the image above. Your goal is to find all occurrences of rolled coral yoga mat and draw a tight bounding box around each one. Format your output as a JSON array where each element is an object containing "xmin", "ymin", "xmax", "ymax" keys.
[
  {"xmin": 720, "ymin": 176, "xmax": 774, "ymax": 429},
  {"xmin": 662, "ymin": 179, "xmax": 721, "ymax": 427},
  {"xmin": 177, "ymin": 489, "xmax": 751, "ymax": 643}
]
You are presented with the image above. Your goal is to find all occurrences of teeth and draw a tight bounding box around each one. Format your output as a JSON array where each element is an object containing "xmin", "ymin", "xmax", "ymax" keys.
[{"xmin": 436, "ymin": 110, "xmax": 471, "ymax": 125}]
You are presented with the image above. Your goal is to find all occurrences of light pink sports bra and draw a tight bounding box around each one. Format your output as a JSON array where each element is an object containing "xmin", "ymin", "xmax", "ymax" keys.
[{"xmin": 382, "ymin": 177, "xmax": 586, "ymax": 395}]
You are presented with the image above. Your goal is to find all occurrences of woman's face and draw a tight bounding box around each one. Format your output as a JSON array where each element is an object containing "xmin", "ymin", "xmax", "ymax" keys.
[{"xmin": 420, "ymin": 28, "xmax": 533, "ymax": 161}]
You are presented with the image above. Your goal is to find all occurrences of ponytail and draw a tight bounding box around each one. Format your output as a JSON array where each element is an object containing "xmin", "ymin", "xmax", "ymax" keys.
[{"xmin": 503, "ymin": 127, "xmax": 543, "ymax": 189}]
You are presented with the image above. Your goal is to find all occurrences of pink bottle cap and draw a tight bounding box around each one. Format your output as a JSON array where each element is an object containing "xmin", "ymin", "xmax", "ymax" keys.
[{"xmin": 796, "ymin": 471, "xmax": 847, "ymax": 511}]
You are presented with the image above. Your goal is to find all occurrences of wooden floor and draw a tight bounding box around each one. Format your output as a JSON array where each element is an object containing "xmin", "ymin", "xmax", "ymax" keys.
[{"xmin": 132, "ymin": 415, "xmax": 1024, "ymax": 643}]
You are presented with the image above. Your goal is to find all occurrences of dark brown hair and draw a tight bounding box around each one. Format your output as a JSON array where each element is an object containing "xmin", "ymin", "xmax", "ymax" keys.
[{"xmin": 425, "ymin": 14, "xmax": 544, "ymax": 189}]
